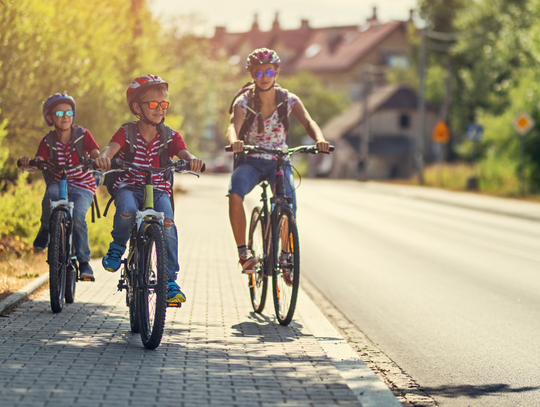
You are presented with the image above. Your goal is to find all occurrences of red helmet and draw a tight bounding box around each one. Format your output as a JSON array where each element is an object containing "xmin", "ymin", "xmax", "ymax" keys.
[{"xmin": 126, "ymin": 74, "xmax": 168, "ymax": 115}]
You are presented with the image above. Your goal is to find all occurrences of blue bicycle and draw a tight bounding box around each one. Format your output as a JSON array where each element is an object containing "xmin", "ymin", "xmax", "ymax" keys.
[{"xmin": 18, "ymin": 158, "xmax": 96, "ymax": 313}]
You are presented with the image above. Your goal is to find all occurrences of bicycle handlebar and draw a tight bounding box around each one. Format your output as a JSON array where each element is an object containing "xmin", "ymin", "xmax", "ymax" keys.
[
  {"xmin": 17, "ymin": 158, "xmax": 95, "ymax": 172},
  {"xmin": 225, "ymin": 144, "xmax": 334, "ymax": 155},
  {"xmin": 109, "ymin": 158, "xmax": 205, "ymax": 175}
]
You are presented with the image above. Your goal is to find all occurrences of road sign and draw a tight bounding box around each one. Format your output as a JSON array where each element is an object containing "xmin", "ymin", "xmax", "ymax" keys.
[
  {"xmin": 432, "ymin": 120, "xmax": 450, "ymax": 143},
  {"xmin": 512, "ymin": 112, "xmax": 535, "ymax": 136},
  {"xmin": 466, "ymin": 123, "xmax": 484, "ymax": 142}
]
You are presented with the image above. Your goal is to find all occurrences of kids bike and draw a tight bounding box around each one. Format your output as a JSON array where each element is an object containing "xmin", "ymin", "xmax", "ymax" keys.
[
  {"xmin": 18, "ymin": 158, "xmax": 97, "ymax": 313},
  {"xmin": 105, "ymin": 158, "xmax": 203, "ymax": 349},
  {"xmin": 226, "ymin": 144, "xmax": 333, "ymax": 325}
]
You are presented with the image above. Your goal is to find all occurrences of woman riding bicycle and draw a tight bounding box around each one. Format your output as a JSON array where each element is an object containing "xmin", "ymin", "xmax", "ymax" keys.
[{"xmin": 227, "ymin": 48, "xmax": 329, "ymax": 271}]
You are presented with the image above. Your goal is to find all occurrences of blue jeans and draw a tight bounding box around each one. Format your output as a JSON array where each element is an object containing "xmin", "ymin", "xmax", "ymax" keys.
[
  {"xmin": 228, "ymin": 156, "xmax": 297, "ymax": 214},
  {"xmin": 112, "ymin": 187, "xmax": 179, "ymax": 282},
  {"xmin": 40, "ymin": 182, "xmax": 93, "ymax": 263}
]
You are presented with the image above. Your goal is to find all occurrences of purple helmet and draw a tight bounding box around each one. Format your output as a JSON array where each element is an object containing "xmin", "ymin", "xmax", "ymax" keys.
[
  {"xmin": 246, "ymin": 48, "xmax": 281, "ymax": 70},
  {"xmin": 43, "ymin": 93, "xmax": 76, "ymax": 126}
]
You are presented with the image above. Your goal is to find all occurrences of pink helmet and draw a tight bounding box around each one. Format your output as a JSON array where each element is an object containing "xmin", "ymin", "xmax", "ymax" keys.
[
  {"xmin": 246, "ymin": 48, "xmax": 281, "ymax": 70},
  {"xmin": 126, "ymin": 74, "xmax": 168, "ymax": 115}
]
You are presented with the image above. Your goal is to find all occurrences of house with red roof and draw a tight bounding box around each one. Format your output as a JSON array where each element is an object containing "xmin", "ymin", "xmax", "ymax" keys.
[{"xmin": 212, "ymin": 7, "xmax": 413, "ymax": 100}]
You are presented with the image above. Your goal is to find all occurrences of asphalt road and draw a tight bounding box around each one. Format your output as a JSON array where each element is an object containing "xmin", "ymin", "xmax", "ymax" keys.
[{"xmin": 291, "ymin": 179, "xmax": 540, "ymax": 407}]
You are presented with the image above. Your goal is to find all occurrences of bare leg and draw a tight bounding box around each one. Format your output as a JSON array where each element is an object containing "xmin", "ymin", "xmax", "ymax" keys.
[{"xmin": 229, "ymin": 193, "xmax": 246, "ymax": 247}]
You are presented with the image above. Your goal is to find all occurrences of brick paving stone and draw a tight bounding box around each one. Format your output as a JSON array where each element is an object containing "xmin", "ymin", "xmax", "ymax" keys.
[{"xmin": 0, "ymin": 175, "xmax": 368, "ymax": 407}]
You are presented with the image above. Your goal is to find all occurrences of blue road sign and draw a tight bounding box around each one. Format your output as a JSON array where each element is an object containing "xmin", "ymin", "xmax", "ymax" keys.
[{"xmin": 466, "ymin": 124, "xmax": 484, "ymax": 142}]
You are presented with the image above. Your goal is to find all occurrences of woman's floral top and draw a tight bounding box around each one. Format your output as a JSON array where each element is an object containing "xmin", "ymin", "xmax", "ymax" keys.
[{"xmin": 234, "ymin": 90, "xmax": 299, "ymax": 161}]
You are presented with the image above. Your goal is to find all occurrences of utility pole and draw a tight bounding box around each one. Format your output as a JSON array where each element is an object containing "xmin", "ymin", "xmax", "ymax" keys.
[
  {"xmin": 416, "ymin": 27, "xmax": 427, "ymax": 185},
  {"xmin": 359, "ymin": 65, "xmax": 371, "ymax": 181}
]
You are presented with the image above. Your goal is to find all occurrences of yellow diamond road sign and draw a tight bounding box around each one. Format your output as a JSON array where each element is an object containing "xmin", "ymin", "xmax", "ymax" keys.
[{"xmin": 513, "ymin": 112, "xmax": 535, "ymax": 135}]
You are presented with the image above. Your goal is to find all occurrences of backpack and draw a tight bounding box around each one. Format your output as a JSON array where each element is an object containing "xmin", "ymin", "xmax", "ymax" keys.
[
  {"xmin": 43, "ymin": 126, "xmax": 101, "ymax": 222},
  {"xmin": 102, "ymin": 121, "xmax": 174, "ymax": 217},
  {"xmin": 229, "ymin": 82, "xmax": 289, "ymax": 167}
]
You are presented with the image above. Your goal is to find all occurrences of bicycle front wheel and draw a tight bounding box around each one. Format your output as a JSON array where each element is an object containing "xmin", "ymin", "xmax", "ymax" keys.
[
  {"xmin": 48, "ymin": 210, "xmax": 68, "ymax": 313},
  {"xmin": 127, "ymin": 243, "xmax": 140, "ymax": 333},
  {"xmin": 248, "ymin": 207, "xmax": 268, "ymax": 313},
  {"xmin": 138, "ymin": 223, "xmax": 168, "ymax": 349},
  {"xmin": 272, "ymin": 208, "xmax": 300, "ymax": 326}
]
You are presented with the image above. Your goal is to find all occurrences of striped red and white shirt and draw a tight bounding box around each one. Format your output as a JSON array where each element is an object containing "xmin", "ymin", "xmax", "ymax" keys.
[
  {"xmin": 110, "ymin": 124, "xmax": 188, "ymax": 195},
  {"xmin": 35, "ymin": 128, "xmax": 99, "ymax": 194}
]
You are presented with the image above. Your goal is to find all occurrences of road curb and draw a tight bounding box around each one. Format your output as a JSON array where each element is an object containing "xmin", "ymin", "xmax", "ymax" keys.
[
  {"xmin": 0, "ymin": 273, "xmax": 48, "ymax": 315},
  {"xmin": 298, "ymin": 287, "xmax": 402, "ymax": 407}
]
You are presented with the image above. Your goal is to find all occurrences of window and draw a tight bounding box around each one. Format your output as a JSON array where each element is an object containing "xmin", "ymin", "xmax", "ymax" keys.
[{"xmin": 399, "ymin": 114, "xmax": 410, "ymax": 129}]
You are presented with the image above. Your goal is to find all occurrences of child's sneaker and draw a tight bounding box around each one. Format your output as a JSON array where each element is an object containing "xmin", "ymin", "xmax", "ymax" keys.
[
  {"xmin": 239, "ymin": 249, "xmax": 257, "ymax": 272},
  {"xmin": 167, "ymin": 282, "xmax": 186, "ymax": 304},
  {"xmin": 33, "ymin": 228, "xmax": 49, "ymax": 251},
  {"xmin": 102, "ymin": 242, "xmax": 126, "ymax": 272}
]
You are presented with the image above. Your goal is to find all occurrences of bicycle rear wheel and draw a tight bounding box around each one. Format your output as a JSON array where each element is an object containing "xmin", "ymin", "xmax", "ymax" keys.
[
  {"xmin": 272, "ymin": 208, "xmax": 300, "ymax": 326},
  {"xmin": 138, "ymin": 223, "xmax": 168, "ymax": 349},
  {"xmin": 48, "ymin": 210, "xmax": 68, "ymax": 313},
  {"xmin": 248, "ymin": 207, "xmax": 268, "ymax": 313}
]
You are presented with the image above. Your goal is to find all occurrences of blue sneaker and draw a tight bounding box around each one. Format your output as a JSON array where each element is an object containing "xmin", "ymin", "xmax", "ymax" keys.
[
  {"xmin": 102, "ymin": 242, "xmax": 126, "ymax": 272},
  {"xmin": 167, "ymin": 282, "xmax": 186, "ymax": 304}
]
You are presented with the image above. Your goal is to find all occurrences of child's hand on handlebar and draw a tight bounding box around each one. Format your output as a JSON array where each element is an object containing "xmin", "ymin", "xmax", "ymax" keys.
[
  {"xmin": 95, "ymin": 156, "xmax": 111, "ymax": 171},
  {"xmin": 189, "ymin": 158, "xmax": 205, "ymax": 173},
  {"xmin": 18, "ymin": 156, "xmax": 32, "ymax": 169}
]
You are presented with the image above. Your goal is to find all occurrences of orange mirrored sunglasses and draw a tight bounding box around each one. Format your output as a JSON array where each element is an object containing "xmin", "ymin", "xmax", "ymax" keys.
[{"xmin": 142, "ymin": 101, "xmax": 170, "ymax": 110}]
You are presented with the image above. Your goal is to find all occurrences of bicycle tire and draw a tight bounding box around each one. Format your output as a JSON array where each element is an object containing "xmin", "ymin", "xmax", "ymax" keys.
[
  {"xmin": 248, "ymin": 207, "xmax": 268, "ymax": 313},
  {"xmin": 48, "ymin": 210, "xmax": 68, "ymax": 313},
  {"xmin": 138, "ymin": 223, "xmax": 168, "ymax": 349},
  {"xmin": 127, "ymin": 244, "xmax": 140, "ymax": 333},
  {"xmin": 65, "ymin": 257, "xmax": 77, "ymax": 304},
  {"xmin": 272, "ymin": 208, "xmax": 300, "ymax": 326}
]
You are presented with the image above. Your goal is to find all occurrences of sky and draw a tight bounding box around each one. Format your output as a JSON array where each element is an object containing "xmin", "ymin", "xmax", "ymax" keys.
[{"xmin": 148, "ymin": 0, "xmax": 420, "ymax": 36}]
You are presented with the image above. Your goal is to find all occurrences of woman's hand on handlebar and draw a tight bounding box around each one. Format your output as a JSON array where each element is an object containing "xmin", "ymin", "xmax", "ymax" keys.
[
  {"xmin": 316, "ymin": 140, "xmax": 330, "ymax": 152},
  {"xmin": 95, "ymin": 156, "xmax": 111, "ymax": 171},
  {"xmin": 231, "ymin": 140, "xmax": 245, "ymax": 153}
]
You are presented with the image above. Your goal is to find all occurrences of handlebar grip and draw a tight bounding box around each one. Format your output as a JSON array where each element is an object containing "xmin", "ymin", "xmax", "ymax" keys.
[
  {"xmin": 225, "ymin": 146, "xmax": 233, "ymax": 152},
  {"xmin": 201, "ymin": 163, "xmax": 206, "ymax": 173},
  {"xmin": 329, "ymin": 146, "xmax": 335, "ymax": 152},
  {"xmin": 16, "ymin": 159, "xmax": 22, "ymax": 168}
]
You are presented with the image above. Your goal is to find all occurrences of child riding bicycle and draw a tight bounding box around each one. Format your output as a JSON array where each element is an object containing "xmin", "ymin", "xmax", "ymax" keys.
[
  {"xmin": 227, "ymin": 48, "xmax": 330, "ymax": 271},
  {"xmin": 95, "ymin": 74, "xmax": 204, "ymax": 305},
  {"xmin": 19, "ymin": 93, "xmax": 100, "ymax": 281}
]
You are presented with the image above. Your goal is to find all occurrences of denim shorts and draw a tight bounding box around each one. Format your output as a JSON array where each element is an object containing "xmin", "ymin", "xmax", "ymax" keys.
[{"xmin": 228, "ymin": 156, "xmax": 297, "ymax": 214}]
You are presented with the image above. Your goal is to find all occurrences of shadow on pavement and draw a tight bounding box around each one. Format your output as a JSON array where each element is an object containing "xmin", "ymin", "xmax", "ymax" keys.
[{"xmin": 423, "ymin": 383, "xmax": 540, "ymax": 399}]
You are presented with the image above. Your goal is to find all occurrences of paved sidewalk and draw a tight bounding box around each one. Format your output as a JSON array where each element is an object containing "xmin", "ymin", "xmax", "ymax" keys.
[{"xmin": 0, "ymin": 175, "xmax": 400, "ymax": 407}]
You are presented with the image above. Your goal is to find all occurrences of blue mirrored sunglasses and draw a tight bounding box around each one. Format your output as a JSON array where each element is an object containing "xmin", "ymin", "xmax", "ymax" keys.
[
  {"xmin": 55, "ymin": 110, "xmax": 74, "ymax": 118},
  {"xmin": 254, "ymin": 69, "xmax": 276, "ymax": 79}
]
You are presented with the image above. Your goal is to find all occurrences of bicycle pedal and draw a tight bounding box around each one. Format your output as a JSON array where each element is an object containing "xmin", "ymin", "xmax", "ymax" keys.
[
  {"xmin": 242, "ymin": 269, "xmax": 255, "ymax": 274},
  {"xmin": 81, "ymin": 277, "xmax": 95, "ymax": 282},
  {"xmin": 167, "ymin": 302, "xmax": 182, "ymax": 308}
]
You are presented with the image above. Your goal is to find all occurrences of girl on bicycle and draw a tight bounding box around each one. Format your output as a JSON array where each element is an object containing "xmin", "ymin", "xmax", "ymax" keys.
[
  {"xmin": 19, "ymin": 93, "xmax": 100, "ymax": 281},
  {"xmin": 227, "ymin": 48, "xmax": 330, "ymax": 271},
  {"xmin": 95, "ymin": 74, "xmax": 204, "ymax": 304}
]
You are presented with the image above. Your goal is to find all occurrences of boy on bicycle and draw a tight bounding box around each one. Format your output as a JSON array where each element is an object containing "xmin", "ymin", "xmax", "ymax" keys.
[
  {"xmin": 95, "ymin": 74, "xmax": 203, "ymax": 304},
  {"xmin": 19, "ymin": 93, "xmax": 100, "ymax": 281}
]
